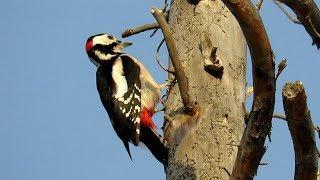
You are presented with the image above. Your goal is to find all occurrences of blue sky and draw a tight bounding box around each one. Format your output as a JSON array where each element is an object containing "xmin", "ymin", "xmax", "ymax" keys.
[{"xmin": 1, "ymin": 0, "xmax": 319, "ymax": 180}]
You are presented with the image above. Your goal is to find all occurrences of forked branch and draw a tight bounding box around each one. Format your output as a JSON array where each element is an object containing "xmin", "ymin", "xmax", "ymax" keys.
[
  {"xmin": 282, "ymin": 81, "xmax": 318, "ymax": 179},
  {"xmin": 220, "ymin": 0, "xmax": 275, "ymax": 179}
]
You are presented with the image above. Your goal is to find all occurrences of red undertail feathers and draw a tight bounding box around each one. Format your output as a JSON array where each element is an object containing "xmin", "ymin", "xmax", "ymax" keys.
[{"xmin": 140, "ymin": 108, "xmax": 156, "ymax": 130}]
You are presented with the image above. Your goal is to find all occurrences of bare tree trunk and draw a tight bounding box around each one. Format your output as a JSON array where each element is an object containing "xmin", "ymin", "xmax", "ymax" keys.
[{"xmin": 164, "ymin": 0, "xmax": 247, "ymax": 179}]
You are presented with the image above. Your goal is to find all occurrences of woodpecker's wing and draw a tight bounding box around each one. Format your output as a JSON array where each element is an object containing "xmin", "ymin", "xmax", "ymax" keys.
[
  {"xmin": 96, "ymin": 56, "xmax": 141, "ymax": 158},
  {"xmin": 113, "ymin": 55, "xmax": 141, "ymax": 146}
]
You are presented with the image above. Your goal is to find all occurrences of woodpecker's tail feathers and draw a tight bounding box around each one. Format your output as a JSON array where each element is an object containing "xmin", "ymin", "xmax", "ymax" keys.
[
  {"xmin": 140, "ymin": 126, "xmax": 168, "ymax": 166},
  {"xmin": 123, "ymin": 140, "xmax": 133, "ymax": 161}
]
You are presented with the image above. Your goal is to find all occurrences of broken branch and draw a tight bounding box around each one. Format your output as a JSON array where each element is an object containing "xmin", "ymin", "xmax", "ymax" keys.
[{"xmin": 282, "ymin": 81, "xmax": 318, "ymax": 179}]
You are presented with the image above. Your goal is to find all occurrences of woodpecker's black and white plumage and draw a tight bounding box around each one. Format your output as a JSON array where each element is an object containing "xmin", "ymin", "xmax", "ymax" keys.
[{"xmin": 85, "ymin": 33, "xmax": 167, "ymax": 164}]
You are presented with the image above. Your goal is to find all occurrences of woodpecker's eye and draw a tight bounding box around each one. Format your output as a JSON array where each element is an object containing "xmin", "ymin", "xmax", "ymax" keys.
[{"xmin": 107, "ymin": 35, "xmax": 113, "ymax": 40}]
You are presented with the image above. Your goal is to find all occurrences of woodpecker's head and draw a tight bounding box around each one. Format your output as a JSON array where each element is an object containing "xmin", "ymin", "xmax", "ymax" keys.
[{"xmin": 85, "ymin": 33, "xmax": 132, "ymax": 66}]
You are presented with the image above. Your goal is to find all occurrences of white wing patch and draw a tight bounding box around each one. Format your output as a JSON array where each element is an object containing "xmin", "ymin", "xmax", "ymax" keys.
[
  {"xmin": 134, "ymin": 116, "xmax": 140, "ymax": 124},
  {"xmin": 111, "ymin": 56, "xmax": 141, "ymax": 141},
  {"xmin": 134, "ymin": 84, "xmax": 141, "ymax": 92},
  {"xmin": 119, "ymin": 94, "xmax": 133, "ymax": 105},
  {"xmin": 116, "ymin": 82, "xmax": 141, "ymax": 124},
  {"xmin": 136, "ymin": 128, "xmax": 140, "ymax": 135},
  {"xmin": 112, "ymin": 59, "xmax": 128, "ymax": 99},
  {"xmin": 125, "ymin": 106, "xmax": 133, "ymax": 117}
]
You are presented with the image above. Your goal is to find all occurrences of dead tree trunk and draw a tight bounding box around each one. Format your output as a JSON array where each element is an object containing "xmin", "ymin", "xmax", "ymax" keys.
[{"xmin": 164, "ymin": 0, "xmax": 247, "ymax": 179}]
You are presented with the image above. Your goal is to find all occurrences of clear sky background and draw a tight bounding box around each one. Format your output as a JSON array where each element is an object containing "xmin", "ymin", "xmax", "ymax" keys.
[{"xmin": 1, "ymin": 0, "xmax": 319, "ymax": 180}]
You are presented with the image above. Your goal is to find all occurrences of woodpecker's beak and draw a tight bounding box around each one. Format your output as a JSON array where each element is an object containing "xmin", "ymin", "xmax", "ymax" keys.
[{"xmin": 118, "ymin": 41, "xmax": 132, "ymax": 48}]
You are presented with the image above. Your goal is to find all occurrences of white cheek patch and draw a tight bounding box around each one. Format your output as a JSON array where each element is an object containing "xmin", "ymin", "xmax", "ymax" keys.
[
  {"xmin": 94, "ymin": 50, "xmax": 116, "ymax": 61},
  {"xmin": 112, "ymin": 59, "xmax": 128, "ymax": 99}
]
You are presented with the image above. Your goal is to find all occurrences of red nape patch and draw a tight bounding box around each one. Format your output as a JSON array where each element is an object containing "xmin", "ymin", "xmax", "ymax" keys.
[
  {"xmin": 140, "ymin": 108, "xmax": 156, "ymax": 130},
  {"xmin": 85, "ymin": 40, "xmax": 93, "ymax": 52}
]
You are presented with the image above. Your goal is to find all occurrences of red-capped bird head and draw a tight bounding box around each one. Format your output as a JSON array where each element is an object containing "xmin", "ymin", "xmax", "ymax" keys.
[{"xmin": 85, "ymin": 33, "xmax": 132, "ymax": 66}]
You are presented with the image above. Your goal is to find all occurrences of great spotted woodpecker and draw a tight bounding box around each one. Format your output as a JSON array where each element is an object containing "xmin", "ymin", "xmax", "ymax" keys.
[{"xmin": 85, "ymin": 33, "xmax": 167, "ymax": 164}]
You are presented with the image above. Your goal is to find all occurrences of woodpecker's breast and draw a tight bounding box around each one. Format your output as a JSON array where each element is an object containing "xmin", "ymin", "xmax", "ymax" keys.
[{"xmin": 141, "ymin": 81, "xmax": 160, "ymax": 109}]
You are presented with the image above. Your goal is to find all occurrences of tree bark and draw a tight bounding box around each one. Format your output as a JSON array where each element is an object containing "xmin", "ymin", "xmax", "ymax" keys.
[{"xmin": 164, "ymin": 0, "xmax": 246, "ymax": 179}]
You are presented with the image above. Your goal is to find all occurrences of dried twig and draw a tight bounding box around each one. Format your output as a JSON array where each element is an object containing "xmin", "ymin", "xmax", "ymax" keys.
[
  {"xmin": 245, "ymin": 86, "xmax": 254, "ymax": 99},
  {"xmin": 273, "ymin": 113, "xmax": 287, "ymax": 120},
  {"xmin": 277, "ymin": 0, "xmax": 320, "ymax": 49},
  {"xmin": 156, "ymin": 38, "xmax": 175, "ymax": 74},
  {"xmin": 150, "ymin": 2, "xmax": 169, "ymax": 38},
  {"xmin": 256, "ymin": 0, "xmax": 264, "ymax": 11},
  {"xmin": 220, "ymin": 166, "xmax": 231, "ymax": 177},
  {"xmin": 121, "ymin": 23, "xmax": 159, "ymax": 38},
  {"xmin": 282, "ymin": 81, "xmax": 318, "ymax": 179},
  {"xmin": 273, "ymin": 113, "xmax": 320, "ymax": 136},
  {"xmin": 220, "ymin": 0, "xmax": 275, "ymax": 179},
  {"xmin": 151, "ymin": 7, "xmax": 195, "ymax": 113},
  {"xmin": 275, "ymin": 58, "xmax": 287, "ymax": 81},
  {"xmin": 273, "ymin": 0, "xmax": 301, "ymax": 24}
]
